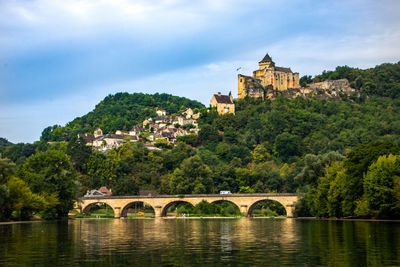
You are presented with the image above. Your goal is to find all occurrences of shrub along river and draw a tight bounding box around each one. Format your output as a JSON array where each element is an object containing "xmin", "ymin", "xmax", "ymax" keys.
[{"xmin": 0, "ymin": 218, "xmax": 399, "ymax": 266}]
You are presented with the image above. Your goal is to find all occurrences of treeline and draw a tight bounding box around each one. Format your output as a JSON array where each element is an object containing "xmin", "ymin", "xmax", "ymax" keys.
[
  {"xmin": 2, "ymin": 94, "xmax": 400, "ymax": 220},
  {"xmin": 300, "ymin": 62, "xmax": 400, "ymax": 98},
  {"xmin": 40, "ymin": 92, "xmax": 205, "ymax": 142},
  {"xmin": 295, "ymin": 142, "xmax": 400, "ymax": 218}
]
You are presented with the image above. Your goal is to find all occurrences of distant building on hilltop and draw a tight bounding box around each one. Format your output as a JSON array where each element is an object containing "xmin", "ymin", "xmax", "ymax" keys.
[
  {"xmin": 210, "ymin": 92, "xmax": 235, "ymax": 115},
  {"xmin": 238, "ymin": 53, "xmax": 300, "ymax": 99}
]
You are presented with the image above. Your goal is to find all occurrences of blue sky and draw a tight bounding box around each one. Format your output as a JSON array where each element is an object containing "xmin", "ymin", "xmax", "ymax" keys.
[{"xmin": 1, "ymin": 0, "xmax": 399, "ymax": 143}]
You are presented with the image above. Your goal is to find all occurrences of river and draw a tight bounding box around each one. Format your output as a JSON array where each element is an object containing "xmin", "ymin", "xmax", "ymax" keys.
[{"xmin": 0, "ymin": 218, "xmax": 399, "ymax": 266}]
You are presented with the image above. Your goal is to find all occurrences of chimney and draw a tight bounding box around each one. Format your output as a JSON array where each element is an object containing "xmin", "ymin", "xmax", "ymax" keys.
[{"xmin": 218, "ymin": 92, "xmax": 221, "ymax": 96}]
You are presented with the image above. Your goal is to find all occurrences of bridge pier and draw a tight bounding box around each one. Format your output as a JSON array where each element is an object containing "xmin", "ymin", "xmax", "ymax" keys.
[
  {"xmin": 154, "ymin": 206, "xmax": 162, "ymax": 218},
  {"xmin": 240, "ymin": 205, "xmax": 248, "ymax": 216},
  {"xmin": 114, "ymin": 207, "xmax": 121, "ymax": 218},
  {"xmin": 285, "ymin": 205, "xmax": 295, "ymax": 218}
]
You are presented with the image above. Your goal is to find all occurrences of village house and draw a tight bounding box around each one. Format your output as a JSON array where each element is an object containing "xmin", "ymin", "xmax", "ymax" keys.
[
  {"xmin": 115, "ymin": 130, "xmax": 129, "ymax": 136},
  {"xmin": 129, "ymin": 125, "xmax": 144, "ymax": 136},
  {"xmin": 94, "ymin": 128, "xmax": 103, "ymax": 137},
  {"xmin": 210, "ymin": 92, "xmax": 235, "ymax": 115},
  {"xmin": 77, "ymin": 133, "xmax": 95, "ymax": 145},
  {"xmin": 156, "ymin": 108, "xmax": 167, "ymax": 116}
]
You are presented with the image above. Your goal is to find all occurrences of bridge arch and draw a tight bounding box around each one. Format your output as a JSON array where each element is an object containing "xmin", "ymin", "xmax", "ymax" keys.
[
  {"xmin": 120, "ymin": 201, "xmax": 155, "ymax": 218},
  {"xmin": 161, "ymin": 200, "xmax": 195, "ymax": 217},
  {"xmin": 211, "ymin": 200, "xmax": 241, "ymax": 216},
  {"xmin": 247, "ymin": 199, "xmax": 288, "ymax": 217},
  {"xmin": 82, "ymin": 202, "xmax": 115, "ymax": 216}
]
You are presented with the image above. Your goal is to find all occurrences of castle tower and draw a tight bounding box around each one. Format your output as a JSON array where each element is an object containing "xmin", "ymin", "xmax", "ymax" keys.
[
  {"xmin": 238, "ymin": 53, "xmax": 300, "ymax": 99},
  {"xmin": 258, "ymin": 53, "xmax": 275, "ymax": 70}
]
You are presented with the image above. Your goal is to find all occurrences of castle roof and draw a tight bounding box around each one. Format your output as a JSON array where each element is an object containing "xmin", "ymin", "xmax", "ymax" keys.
[
  {"xmin": 275, "ymin": 66, "xmax": 292, "ymax": 73},
  {"xmin": 259, "ymin": 53, "xmax": 273, "ymax": 63},
  {"xmin": 213, "ymin": 94, "xmax": 234, "ymax": 104}
]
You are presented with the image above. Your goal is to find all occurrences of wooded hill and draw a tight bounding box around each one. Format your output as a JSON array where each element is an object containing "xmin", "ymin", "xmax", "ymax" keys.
[{"xmin": 40, "ymin": 92, "xmax": 205, "ymax": 142}]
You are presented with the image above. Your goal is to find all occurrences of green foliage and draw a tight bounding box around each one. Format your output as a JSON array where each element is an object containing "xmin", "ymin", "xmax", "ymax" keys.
[
  {"xmin": 2, "ymin": 143, "xmax": 37, "ymax": 165},
  {"xmin": 300, "ymin": 75, "xmax": 313, "ymax": 87},
  {"xmin": 305, "ymin": 142, "xmax": 400, "ymax": 219},
  {"xmin": 83, "ymin": 152, "xmax": 117, "ymax": 189},
  {"xmin": 342, "ymin": 141, "xmax": 400, "ymax": 215},
  {"xmin": 18, "ymin": 150, "xmax": 78, "ymax": 218},
  {"xmin": 362, "ymin": 155, "xmax": 400, "ymax": 218},
  {"xmin": 296, "ymin": 151, "xmax": 345, "ymax": 186},
  {"xmin": 162, "ymin": 155, "xmax": 213, "ymax": 194},
  {"xmin": 67, "ymin": 137, "xmax": 92, "ymax": 172},
  {"xmin": 0, "ymin": 157, "xmax": 16, "ymax": 183},
  {"xmin": 192, "ymin": 200, "xmax": 221, "ymax": 215}
]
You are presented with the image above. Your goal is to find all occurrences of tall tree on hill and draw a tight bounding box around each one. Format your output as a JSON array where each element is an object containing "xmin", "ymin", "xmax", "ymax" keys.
[{"xmin": 18, "ymin": 150, "xmax": 78, "ymax": 218}]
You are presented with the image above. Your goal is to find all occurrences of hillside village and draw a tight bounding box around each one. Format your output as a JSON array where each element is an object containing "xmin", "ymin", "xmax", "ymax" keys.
[{"xmin": 78, "ymin": 107, "xmax": 201, "ymax": 151}]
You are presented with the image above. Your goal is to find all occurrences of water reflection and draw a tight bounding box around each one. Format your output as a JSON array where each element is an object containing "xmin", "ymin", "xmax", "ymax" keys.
[{"xmin": 0, "ymin": 218, "xmax": 399, "ymax": 266}]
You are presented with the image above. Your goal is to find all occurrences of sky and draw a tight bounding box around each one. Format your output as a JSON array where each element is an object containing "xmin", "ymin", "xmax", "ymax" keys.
[{"xmin": 1, "ymin": 0, "xmax": 399, "ymax": 143}]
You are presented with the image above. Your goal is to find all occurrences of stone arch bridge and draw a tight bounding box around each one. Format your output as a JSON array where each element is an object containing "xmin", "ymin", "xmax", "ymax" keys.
[{"xmin": 77, "ymin": 193, "xmax": 298, "ymax": 218}]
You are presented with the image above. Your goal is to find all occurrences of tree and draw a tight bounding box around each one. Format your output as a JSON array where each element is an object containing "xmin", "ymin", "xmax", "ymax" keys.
[
  {"xmin": 274, "ymin": 132, "xmax": 302, "ymax": 159},
  {"xmin": 296, "ymin": 151, "xmax": 345, "ymax": 186},
  {"xmin": 198, "ymin": 124, "xmax": 220, "ymax": 145},
  {"xmin": 19, "ymin": 150, "xmax": 77, "ymax": 218},
  {"xmin": 300, "ymin": 75, "xmax": 313, "ymax": 87},
  {"xmin": 362, "ymin": 154, "xmax": 400, "ymax": 218},
  {"xmin": 67, "ymin": 136, "xmax": 92, "ymax": 172},
  {"xmin": 342, "ymin": 141, "xmax": 400, "ymax": 215},
  {"xmin": 84, "ymin": 152, "xmax": 117, "ymax": 189},
  {"xmin": 112, "ymin": 175, "xmax": 139, "ymax": 196},
  {"xmin": 166, "ymin": 155, "xmax": 213, "ymax": 194}
]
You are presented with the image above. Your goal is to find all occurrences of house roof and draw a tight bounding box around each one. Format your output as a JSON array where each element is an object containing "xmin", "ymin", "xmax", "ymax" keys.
[
  {"xmin": 130, "ymin": 125, "xmax": 144, "ymax": 132},
  {"xmin": 213, "ymin": 94, "xmax": 233, "ymax": 104},
  {"xmin": 78, "ymin": 133, "xmax": 95, "ymax": 143},
  {"xmin": 155, "ymin": 117, "xmax": 170, "ymax": 122},
  {"xmin": 103, "ymin": 134, "xmax": 125, "ymax": 139},
  {"xmin": 259, "ymin": 53, "xmax": 273, "ymax": 63},
  {"xmin": 98, "ymin": 186, "xmax": 112, "ymax": 196}
]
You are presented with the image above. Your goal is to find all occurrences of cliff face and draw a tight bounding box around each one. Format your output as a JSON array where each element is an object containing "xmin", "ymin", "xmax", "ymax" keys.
[{"xmin": 267, "ymin": 79, "xmax": 359, "ymax": 101}]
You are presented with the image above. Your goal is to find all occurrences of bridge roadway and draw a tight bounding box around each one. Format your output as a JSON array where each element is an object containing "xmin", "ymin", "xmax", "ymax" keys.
[{"xmin": 77, "ymin": 193, "xmax": 299, "ymax": 218}]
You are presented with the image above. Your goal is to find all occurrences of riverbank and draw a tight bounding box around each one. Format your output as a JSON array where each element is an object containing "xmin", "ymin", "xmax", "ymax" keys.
[{"xmin": 1, "ymin": 217, "xmax": 399, "ymax": 225}]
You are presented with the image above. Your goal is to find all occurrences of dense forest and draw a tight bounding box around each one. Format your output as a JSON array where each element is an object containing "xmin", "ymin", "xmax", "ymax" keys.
[{"xmin": 1, "ymin": 61, "xmax": 400, "ymax": 220}]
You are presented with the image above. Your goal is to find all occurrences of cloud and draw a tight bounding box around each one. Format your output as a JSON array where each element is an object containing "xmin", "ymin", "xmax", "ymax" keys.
[{"xmin": 1, "ymin": 0, "xmax": 400, "ymax": 142}]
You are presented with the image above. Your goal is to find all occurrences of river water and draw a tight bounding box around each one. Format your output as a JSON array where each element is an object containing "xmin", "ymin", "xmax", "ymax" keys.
[{"xmin": 0, "ymin": 218, "xmax": 399, "ymax": 266}]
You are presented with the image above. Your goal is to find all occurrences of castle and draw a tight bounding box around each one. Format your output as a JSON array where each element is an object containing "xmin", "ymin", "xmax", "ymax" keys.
[{"xmin": 238, "ymin": 53, "xmax": 300, "ymax": 99}]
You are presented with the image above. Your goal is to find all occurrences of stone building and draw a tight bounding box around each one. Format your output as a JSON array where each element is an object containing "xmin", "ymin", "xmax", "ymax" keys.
[
  {"xmin": 238, "ymin": 53, "xmax": 300, "ymax": 99},
  {"xmin": 210, "ymin": 92, "xmax": 235, "ymax": 115}
]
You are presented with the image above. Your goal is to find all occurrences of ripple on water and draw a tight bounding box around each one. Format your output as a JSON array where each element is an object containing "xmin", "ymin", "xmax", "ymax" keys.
[{"xmin": 0, "ymin": 219, "xmax": 399, "ymax": 266}]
